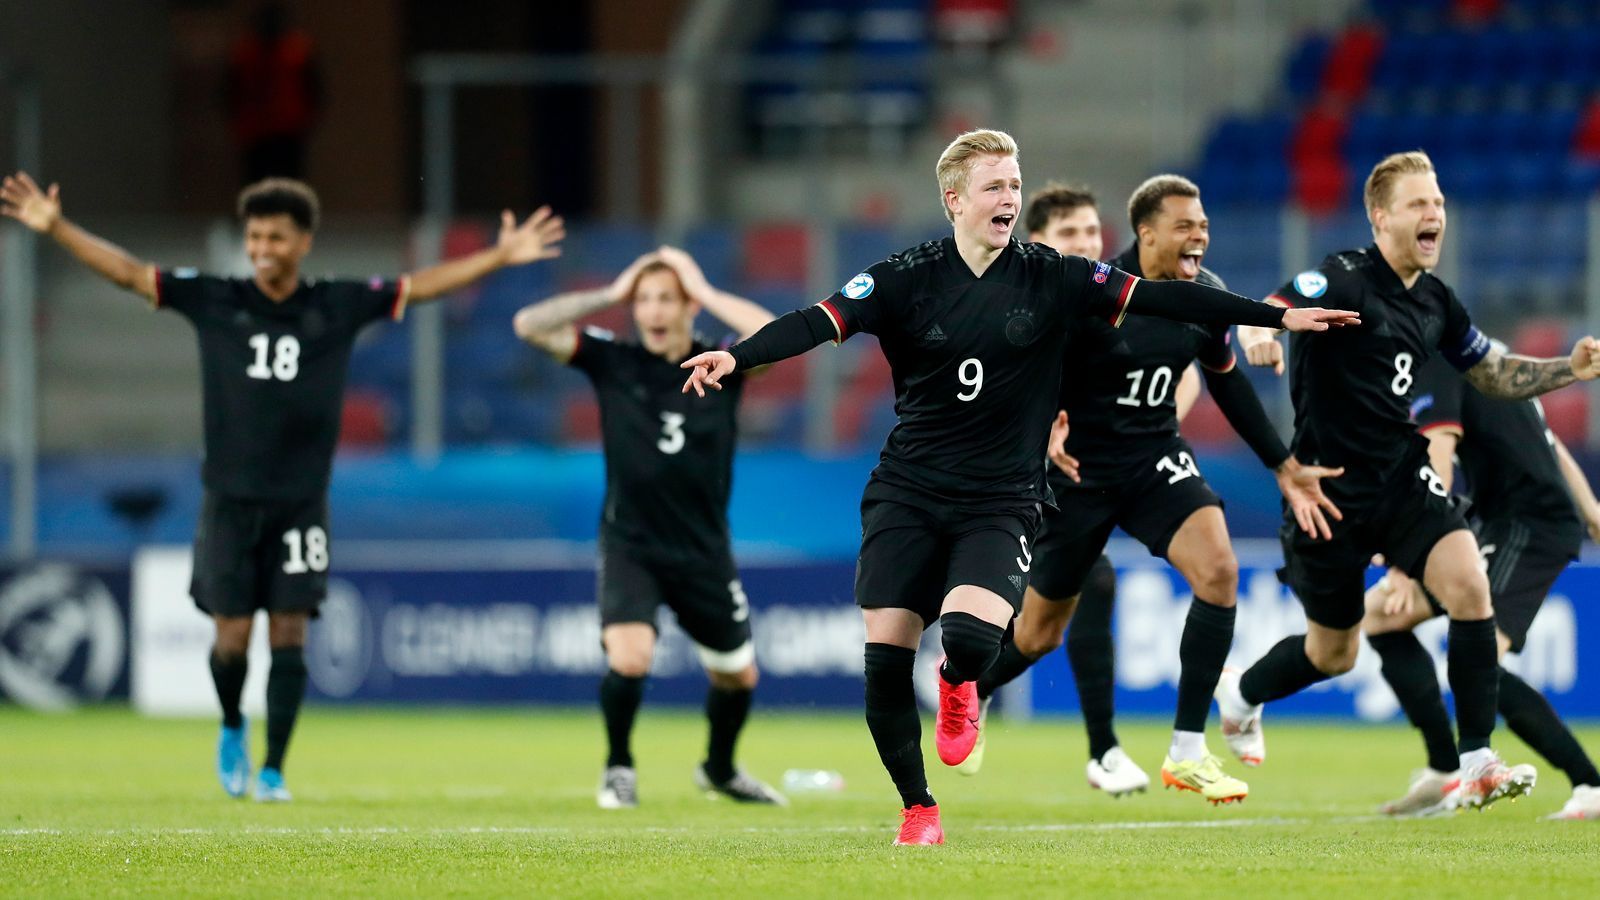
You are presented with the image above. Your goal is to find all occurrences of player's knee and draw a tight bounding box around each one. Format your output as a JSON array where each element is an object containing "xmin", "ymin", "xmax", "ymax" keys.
[
  {"xmin": 1432, "ymin": 567, "xmax": 1491, "ymax": 619},
  {"xmin": 606, "ymin": 642, "xmax": 654, "ymax": 678},
  {"xmin": 1186, "ymin": 553, "xmax": 1238, "ymax": 604},
  {"xmin": 710, "ymin": 663, "xmax": 758, "ymax": 691},
  {"xmin": 1014, "ymin": 617, "xmax": 1065, "ymax": 658},
  {"xmin": 1306, "ymin": 638, "xmax": 1359, "ymax": 676},
  {"xmin": 212, "ymin": 617, "xmax": 251, "ymax": 656},
  {"xmin": 267, "ymin": 613, "xmax": 308, "ymax": 649}
]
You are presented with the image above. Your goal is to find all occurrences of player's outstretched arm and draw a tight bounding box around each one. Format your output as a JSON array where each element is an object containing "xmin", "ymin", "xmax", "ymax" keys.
[
  {"xmin": 1, "ymin": 171, "xmax": 156, "ymax": 301},
  {"xmin": 1550, "ymin": 433, "xmax": 1600, "ymax": 542},
  {"xmin": 409, "ymin": 206, "xmax": 566, "ymax": 304},
  {"xmin": 1274, "ymin": 455, "xmax": 1345, "ymax": 541},
  {"xmin": 680, "ymin": 303, "xmax": 839, "ymax": 395},
  {"xmin": 1201, "ymin": 365, "xmax": 1290, "ymax": 470},
  {"xmin": 1462, "ymin": 336, "xmax": 1600, "ymax": 399},
  {"xmin": 512, "ymin": 251, "xmax": 657, "ymax": 362},
  {"xmin": 656, "ymin": 245, "xmax": 775, "ymax": 339},
  {"xmin": 1123, "ymin": 279, "xmax": 1358, "ymax": 331}
]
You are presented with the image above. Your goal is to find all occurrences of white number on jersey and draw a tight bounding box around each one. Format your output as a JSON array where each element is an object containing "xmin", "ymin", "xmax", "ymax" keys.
[
  {"xmin": 658, "ymin": 411, "xmax": 687, "ymax": 455},
  {"xmin": 1116, "ymin": 365, "xmax": 1175, "ymax": 407},
  {"xmin": 956, "ymin": 358, "xmax": 984, "ymax": 401},
  {"xmin": 1418, "ymin": 464, "xmax": 1448, "ymax": 497},
  {"xmin": 247, "ymin": 333, "xmax": 301, "ymax": 382},
  {"xmin": 282, "ymin": 526, "xmax": 329, "ymax": 574},
  {"xmin": 1015, "ymin": 534, "xmax": 1032, "ymax": 573},
  {"xmin": 728, "ymin": 579, "xmax": 751, "ymax": 623},
  {"xmin": 1155, "ymin": 450, "xmax": 1202, "ymax": 484},
  {"xmin": 1391, "ymin": 352, "xmax": 1414, "ymax": 396}
]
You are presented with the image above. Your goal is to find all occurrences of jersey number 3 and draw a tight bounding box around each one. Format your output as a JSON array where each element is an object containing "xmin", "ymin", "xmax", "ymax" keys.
[
  {"xmin": 658, "ymin": 412, "xmax": 687, "ymax": 455},
  {"xmin": 247, "ymin": 333, "xmax": 301, "ymax": 381}
]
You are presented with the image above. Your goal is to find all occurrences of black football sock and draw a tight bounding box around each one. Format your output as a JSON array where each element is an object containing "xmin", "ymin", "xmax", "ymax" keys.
[
  {"xmin": 210, "ymin": 649, "xmax": 247, "ymax": 730},
  {"xmin": 1367, "ymin": 630, "xmax": 1459, "ymax": 773},
  {"xmin": 1447, "ymin": 617, "xmax": 1499, "ymax": 754},
  {"xmin": 600, "ymin": 670, "xmax": 646, "ymax": 769},
  {"xmin": 1066, "ymin": 584, "xmax": 1118, "ymax": 761},
  {"xmin": 938, "ymin": 612, "xmax": 1005, "ymax": 684},
  {"xmin": 976, "ymin": 639, "xmax": 1039, "ymax": 701},
  {"xmin": 1499, "ymin": 667, "xmax": 1600, "ymax": 787},
  {"xmin": 703, "ymin": 685, "xmax": 753, "ymax": 783},
  {"xmin": 1173, "ymin": 597, "xmax": 1236, "ymax": 734},
  {"xmin": 864, "ymin": 643, "xmax": 934, "ymax": 809},
  {"xmin": 263, "ymin": 646, "xmax": 307, "ymax": 773},
  {"xmin": 1239, "ymin": 635, "xmax": 1328, "ymax": 706}
]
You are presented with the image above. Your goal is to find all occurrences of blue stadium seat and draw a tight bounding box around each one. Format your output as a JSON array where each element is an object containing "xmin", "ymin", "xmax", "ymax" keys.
[{"xmin": 1284, "ymin": 35, "xmax": 1332, "ymax": 101}]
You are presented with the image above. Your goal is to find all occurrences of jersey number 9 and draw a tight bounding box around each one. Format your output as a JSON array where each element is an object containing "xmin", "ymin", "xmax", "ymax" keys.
[{"xmin": 956, "ymin": 358, "xmax": 984, "ymax": 401}]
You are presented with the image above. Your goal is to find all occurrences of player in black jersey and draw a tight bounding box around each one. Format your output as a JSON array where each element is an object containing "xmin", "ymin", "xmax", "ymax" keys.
[
  {"xmin": 1361, "ymin": 354, "xmax": 1600, "ymax": 820},
  {"xmin": 514, "ymin": 246, "xmax": 785, "ymax": 809},
  {"xmin": 677, "ymin": 129, "xmax": 1357, "ymax": 844},
  {"xmin": 2, "ymin": 172, "xmax": 564, "ymax": 801},
  {"xmin": 954, "ymin": 181, "xmax": 1201, "ymax": 794},
  {"xmin": 1215, "ymin": 151, "xmax": 1600, "ymax": 809},
  {"xmin": 966, "ymin": 175, "xmax": 1343, "ymax": 805}
]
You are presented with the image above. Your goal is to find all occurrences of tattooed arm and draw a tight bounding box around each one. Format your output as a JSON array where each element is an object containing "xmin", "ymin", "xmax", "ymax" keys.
[{"xmin": 1462, "ymin": 336, "xmax": 1600, "ymax": 399}]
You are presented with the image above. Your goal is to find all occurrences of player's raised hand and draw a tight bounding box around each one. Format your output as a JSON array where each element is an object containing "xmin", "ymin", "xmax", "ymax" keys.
[
  {"xmin": 1281, "ymin": 307, "xmax": 1360, "ymax": 332},
  {"xmin": 1238, "ymin": 324, "xmax": 1285, "ymax": 375},
  {"xmin": 680, "ymin": 349, "xmax": 736, "ymax": 396},
  {"xmin": 1569, "ymin": 335, "xmax": 1600, "ymax": 381},
  {"xmin": 0, "ymin": 171, "xmax": 61, "ymax": 234},
  {"xmin": 656, "ymin": 245, "xmax": 714, "ymax": 302},
  {"xmin": 497, "ymin": 205, "xmax": 566, "ymax": 265},
  {"xmin": 607, "ymin": 250, "xmax": 663, "ymax": 303},
  {"xmin": 1275, "ymin": 455, "xmax": 1343, "ymax": 540},
  {"xmin": 1046, "ymin": 410, "xmax": 1081, "ymax": 483}
]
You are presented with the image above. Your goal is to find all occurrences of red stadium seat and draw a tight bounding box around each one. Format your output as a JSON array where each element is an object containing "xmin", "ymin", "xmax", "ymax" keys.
[
  {"xmin": 1510, "ymin": 317, "xmax": 1568, "ymax": 358},
  {"xmin": 742, "ymin": 223, "xmax": 811, "ymax": 288},
  {"xmin": 1178, "ymin": 393, "xmax": 1235, "ymax": 448},
  {"xmin": 1292, "ymin": 155, "xmax": 1350, "ymax": 215},
  {"xmin": 562, "ymin": 394, "xmax": 601, "ymax": 444},
  {"xmin": 1320, "ymin": 25, "xmax": 1384, "ymax": 103},
  {"xmin": 1575, "ymin": 98, "xmax": 1600, "ymax": 160},
  {"xmin": 1540, "ymin": 385, "xmax": 1588, "ymax": 446},
  {"xmin": 339, "ymin": 389, "xmax": 390, "ymax": 448}
]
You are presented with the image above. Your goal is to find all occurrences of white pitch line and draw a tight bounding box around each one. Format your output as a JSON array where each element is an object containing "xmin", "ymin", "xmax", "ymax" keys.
[{"xmin": 0, "ymin": 816, "xmax": 1389, "ymax": 838}]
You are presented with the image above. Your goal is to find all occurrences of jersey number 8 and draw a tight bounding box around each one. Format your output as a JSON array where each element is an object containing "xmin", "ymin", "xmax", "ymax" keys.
[
  {"xmin": 247, "ymin": 333, "xmax": 301, "ymax": 382},
  {"xmin": 1391, "ymin": 352, "xmax": 1413, "ymax": 396}
]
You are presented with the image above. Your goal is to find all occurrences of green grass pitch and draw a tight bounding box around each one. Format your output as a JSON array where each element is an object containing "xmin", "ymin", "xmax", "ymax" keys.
[{"xmin": 3, "ymin": 706, "xmax": 1597, "ymax": 898}]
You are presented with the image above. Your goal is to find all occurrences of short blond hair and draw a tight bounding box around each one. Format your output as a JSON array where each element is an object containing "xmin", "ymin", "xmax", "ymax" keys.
[
  {"xmin": 935, "ymin": 129, "xmax": 1019, "ymax": 223},
  {"xmin": 1364, "ymin": 151, "xmax": 1435, "ymax": 221}
]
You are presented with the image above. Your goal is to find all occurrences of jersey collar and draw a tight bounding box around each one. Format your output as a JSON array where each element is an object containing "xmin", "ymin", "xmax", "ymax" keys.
[
  {"xmin": 1363, "ymin": 244, "xmax": 1420, "ymax": 297},
  {"xmin": 945, "ymin": 234, "xmax": 1019, "ymax": 281},
  {"xmin": 1111, "ymin": 243, "xmax": 1143, "ymax": 277}
]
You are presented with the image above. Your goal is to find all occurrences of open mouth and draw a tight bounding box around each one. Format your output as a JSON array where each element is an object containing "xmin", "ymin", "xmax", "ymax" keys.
[
  {"xmin": 1417, "ymin": 228, "xmax": 1440, "ymax": 256},
  {"xmin": 990, "ymin": 213, "xmax": 1015, "ymax": 232},
  {"xmin": 1178, "ymin": 250, "xmax": 1203, "ymax": 279},
  {"xmin": 644, "ymin": 326, "xmax": 670, "ymax": 343}
]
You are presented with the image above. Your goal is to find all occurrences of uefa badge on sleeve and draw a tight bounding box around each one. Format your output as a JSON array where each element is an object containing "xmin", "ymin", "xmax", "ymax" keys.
[
  {"xmin": 1093, "ymin": 261, "xmax": 1111, "ymax": 284},
  {"xmin": 842, "ymin": 273, "xmax": 875, "ymax": 299},
  {"xmin": 1293, "ymin": 271, "xmax": 1328, "ymax": 299}
]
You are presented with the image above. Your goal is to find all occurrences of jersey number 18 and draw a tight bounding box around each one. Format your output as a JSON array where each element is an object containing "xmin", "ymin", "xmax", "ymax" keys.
[{"xmin": 247, "ymin": 333, "xmax": 301, "ymax": 381}]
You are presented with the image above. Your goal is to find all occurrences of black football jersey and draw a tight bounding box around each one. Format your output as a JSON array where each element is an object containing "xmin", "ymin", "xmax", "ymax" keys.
[
  {"xmin": 1270, "ymin": 246, "xmax": 1490, "ymax": 508},
  {"xmin": 154, "ymin": 269, "xmax": 406, "ymax": 500},
  {"xmin": 1054, "ymin": 244, "xmax": 1237, "ymax": 488},
  {"xmin": 818, "ymin": 235, "xmax": 1137, "ymax": 510},
  {"xmin": 1410, "ymin": 356, "xmax": 1580, "ymax": 536},
  {"xmin": 570, "ymin": 327, "xmax": 744, "ymax": 562}
]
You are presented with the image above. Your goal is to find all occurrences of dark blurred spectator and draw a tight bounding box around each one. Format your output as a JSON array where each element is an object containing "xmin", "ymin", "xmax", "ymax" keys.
[{"xmin": 226, "ymin": 2, "xmax": 323, "ymax": 183}]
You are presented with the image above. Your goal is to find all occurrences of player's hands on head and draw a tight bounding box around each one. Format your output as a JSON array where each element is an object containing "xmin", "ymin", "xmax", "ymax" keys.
[
  {"xmin": 680, "ymin": 349, "xmax": 736, "ymax": 397},
  {"xmin": 1275, "ymin": 455, "xmax": 1343, "ymax": 541},
  {"xmin": 497, "ymin": 205, "xmax": 566, "ymax": 266},
  {"xmin": 656, "ymin": 245, "xmax": 714, "ymax": 302},
  {"xmin": 1046, "ymin": 410, "xmax": 1080, "ymax": 482},
  {"xmin": 1281, "ymin": 307, "xmax": 1360, "ymax": 333},
  {"xmin": 1569, "ymin": 335, "xmax": 1600, "ymax": 381},
  {"xmin": 608, "ymin": 250, "xmax": 663, "ymax": 304},
  {"xmin": 0, "ymin": 171, "xmax": 61, "ymax": 234}
]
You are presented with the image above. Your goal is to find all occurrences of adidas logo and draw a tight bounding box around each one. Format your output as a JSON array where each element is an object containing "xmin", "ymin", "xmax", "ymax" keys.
[
  {"xmin": 921, "ymin": 323, "xmax": 947, "ymax": 344},
  {"xmin": 1008, "ymin": 574, "xmax": 1023, "ymax": 591}
]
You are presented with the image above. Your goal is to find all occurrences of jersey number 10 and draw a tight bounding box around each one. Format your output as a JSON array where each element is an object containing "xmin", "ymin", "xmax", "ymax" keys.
[{"xmin": 1116, "ymin": 366, "xmax": 1174, "ymax": 408}]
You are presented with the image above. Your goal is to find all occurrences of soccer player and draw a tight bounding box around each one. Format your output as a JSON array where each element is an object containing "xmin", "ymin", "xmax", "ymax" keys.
[
  {"xmin": 0, "ymin": 172, "xmax": 565, "ymax": 801},
  {"xmin": 513, "ymin": 245, "xmax": 786, "ymax": 809},
  {"xmin": 967, "ymin": 175, "xmax": 1342, "ymax": 805},
  {"xmin": 955, "ymin": 181, "xmax": 1202, "ymax": 795},
  {"xmin": 1215, "ymin": 150, "xmax": 1600, "ymax": 808},
  {"xmin": 1363, "ymin": 354, "xmax": 1600, "ymax": 820},
  {"xmin": 678, "ymin": 129, "xmax": 1357, "ymax": 844}
]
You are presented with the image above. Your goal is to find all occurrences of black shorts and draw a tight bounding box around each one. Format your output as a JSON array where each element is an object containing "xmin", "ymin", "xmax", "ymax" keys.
[
  {"xmin": 597, "ymin": 538, "xmax": 753, "ymax": 663},
  {"xmin": 855, "ymin": 479, "xmax": 1042, "ymax": 626},
  {"xmin": 1282, "ymin": 461, "xmax": 1470, "ymax": 630},
  {"xmin": 1029, "ymin": 438, "xmax": 1222, "ymax": 601},
  {"xmin": 190, "ymin": 491, "xmax": 329, "ymax": 618},
  {"xmin": 1423, "ymin": 518, "xmax": 1580, "ymax": 653}
]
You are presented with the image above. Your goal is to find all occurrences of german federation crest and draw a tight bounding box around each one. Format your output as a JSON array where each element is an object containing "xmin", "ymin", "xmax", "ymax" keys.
[
  {"xmin": 1293, "ymin": 271, "xmax": 1328, "ymax": 299},
  {"xmin": 842, "ymin": 273, "xmax": 875, "ymax": 299}
]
